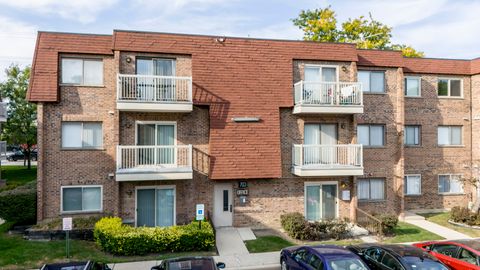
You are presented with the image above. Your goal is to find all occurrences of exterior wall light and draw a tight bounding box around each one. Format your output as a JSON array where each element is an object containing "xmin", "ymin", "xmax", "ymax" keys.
[{"xmin": 232, "ymin": 117, "xmax": 260, "ymax": 122}]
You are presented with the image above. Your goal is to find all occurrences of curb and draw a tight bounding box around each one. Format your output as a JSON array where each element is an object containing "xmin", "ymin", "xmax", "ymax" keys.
[{"xmin": 226, "ymin": 263, "xmax": 280, "ymax": 270}]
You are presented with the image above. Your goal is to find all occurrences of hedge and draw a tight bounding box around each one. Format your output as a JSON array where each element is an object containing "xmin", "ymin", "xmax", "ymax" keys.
[
  {"xmin": 94, "ymin": 217, "xmax": 215, "ymax": 255},
  {"xmin": 0, "ymin": 181, "xmax": 36, "ymax": 225},
  {"xmin": 280, "ymin": 212, "xmax": 348, "ymax": 240},
  {"xmin": 451, "ymin": 206, "xmax": 480, "ymax": 226}
]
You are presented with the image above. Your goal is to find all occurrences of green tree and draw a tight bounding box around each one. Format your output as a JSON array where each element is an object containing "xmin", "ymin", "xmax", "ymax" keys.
[
  {"xmin": 0, "ymin": 65, "xmax": 37, "ymax": 169},
  {"xmin": 292, "ymin": 7, "xmax": 424, "ymax": 57}
]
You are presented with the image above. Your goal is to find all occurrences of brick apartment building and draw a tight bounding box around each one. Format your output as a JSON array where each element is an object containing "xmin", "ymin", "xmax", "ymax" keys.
[{"xmin": 27, "ymin": 30, "xmax": 480, "ymax": 229}]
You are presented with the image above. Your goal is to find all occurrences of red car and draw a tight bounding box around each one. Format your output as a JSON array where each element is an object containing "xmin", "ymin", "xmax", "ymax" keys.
[{"xmin": 414, "ymin": 240, "xmax": 480, "ymax": 269}]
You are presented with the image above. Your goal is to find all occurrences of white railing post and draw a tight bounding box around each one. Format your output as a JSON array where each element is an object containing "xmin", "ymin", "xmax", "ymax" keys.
[
  {"xmin": 116, "ymin": 146, "xmax": 121, "ymax": 170},
  {"xmin": 188, "ymin": 78, "xmax": 193, "ymax": 103},
  {"xmin": 189, "ymin": 144, "xmax": 193, "ymax": 167}
]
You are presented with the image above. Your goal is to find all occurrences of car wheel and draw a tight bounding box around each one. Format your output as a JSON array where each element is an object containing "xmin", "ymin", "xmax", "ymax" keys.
[{"xmin": 281, "ymin": 258, "xmax": 288, "ymax": 270}]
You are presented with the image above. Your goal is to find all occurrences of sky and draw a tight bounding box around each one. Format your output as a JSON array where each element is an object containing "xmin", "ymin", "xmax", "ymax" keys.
[{"xmin": 1, "ymin": 0, "xmax": 480, "ymax": 81}]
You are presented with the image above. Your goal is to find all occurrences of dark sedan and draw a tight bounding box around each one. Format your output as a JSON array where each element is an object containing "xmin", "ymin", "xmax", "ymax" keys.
[
  {"xmin": 7, "ymin": 149, "xmax": 37, "ymax": 161},
  {"xmin": 280, "ymin": 245, "xmax": 369, "ymax": 270},
  {"xmin": 347, "ymin": 244, "xmax": 449, "ymax": 270},
  {"xmin": 40, "ymin": 260, "xmax": 110, "ymax": 270},
  {"xmin": 151, "ymin": 256, "xmax": 225, "ymax": 270}
]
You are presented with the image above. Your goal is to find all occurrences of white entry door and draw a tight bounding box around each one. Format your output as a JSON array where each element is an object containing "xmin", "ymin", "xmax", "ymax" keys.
[{"xmin": 213, "ymin": 184, "xmax": 233, "ymax": 227}]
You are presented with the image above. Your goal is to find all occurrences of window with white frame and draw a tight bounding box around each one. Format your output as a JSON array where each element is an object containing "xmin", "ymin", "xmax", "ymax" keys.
[
  {"xmin": 405, "ymin": 76, "xmax": 421, "ymax": 97},
  {"xmin": 404, "ymin": 175, "xmax": 421, "ymax": 195},
  {"xmin": 357, "ymin": 178, "xmax": 385, "ymax": 200},
  {"xmin": 358, "ymin": 71, "xmax": 385, "ymax": 93},
  {"xmin": 61, "ymin": 186, "xmax": 102, "ymax": 212},
  {"xmin": 438, "ymin": 78, "xmax": 462, "ymax": 97},
  {"xmin": 438, "ymin": 175, "xmax": 463, "ymax": 194},
  {"xmin": 437, "ymin": 126, "xmax": 462, "ymax": 146},
  {"xmin": 404, "ymin": 125, "xmax": 420, "ymax": 146},
  {"xmin": 61, "ymin": 58, "xmax": 103, "ymax": 85},
  {"xmin": 357, "ymin": 125, "xmax": 385, "ymax": 146},
  {"xmin": 62, "ymin": 122, "xmax": 103, "ymax": 149}
]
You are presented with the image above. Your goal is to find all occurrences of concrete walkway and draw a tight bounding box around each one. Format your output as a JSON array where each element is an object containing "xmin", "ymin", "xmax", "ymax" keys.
[
  {"xmin": 404, "ymin": 211, "xmax": 472, "ymax": 240},
  {"xmin": 216, "ymin": 227, "xmax": 250, "ymax": 256}
]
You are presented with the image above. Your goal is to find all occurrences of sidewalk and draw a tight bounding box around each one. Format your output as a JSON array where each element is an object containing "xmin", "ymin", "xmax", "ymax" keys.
[{"xmin": 404, "ymin": 211, "xmax": 472, "ymax": 240}]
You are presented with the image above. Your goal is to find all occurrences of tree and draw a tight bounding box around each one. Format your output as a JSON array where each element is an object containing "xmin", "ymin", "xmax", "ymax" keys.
[
  {"xmin": 292, "ymin": 7, "xmax": 424, "ymax": 58},
  {"xmin": 0, "ymin": 65, "xmax": 37, "ymax": 169}
]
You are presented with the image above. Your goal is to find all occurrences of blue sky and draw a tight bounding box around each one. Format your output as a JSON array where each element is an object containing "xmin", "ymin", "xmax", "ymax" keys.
[{"xmin": 1, "ymin": 0, "xmax": 480, "ymax": 81}]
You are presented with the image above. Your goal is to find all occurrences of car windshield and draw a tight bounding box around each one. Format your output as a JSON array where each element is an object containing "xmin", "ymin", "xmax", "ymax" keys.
[
  {"xmin": 167, "ymin": 259, "xmax": 215, "ymax": 270},
  {"xmin": 403, "ymin": 257, "xmax": 449, "ymax": 270},
  {"xmin": 328, "ymin": 258, "xmax": 369, "ymax": 270}
]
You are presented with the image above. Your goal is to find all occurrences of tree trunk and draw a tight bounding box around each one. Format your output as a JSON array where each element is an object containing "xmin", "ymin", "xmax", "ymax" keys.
[{"xmin": 26, "ymin": 145, "xmax": 31, "ymax": 170}]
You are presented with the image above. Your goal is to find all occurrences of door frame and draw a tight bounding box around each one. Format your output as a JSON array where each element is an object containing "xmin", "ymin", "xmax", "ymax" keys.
[
  {"xmin": 304, "ymin": 64, "xmax": 340, "ymax": 82},
  {"xmin": 304, "ymin": 181, "xmax": 339, "ymax": 220},
  {"xmin": 135, "ymin": 185, "xmax": 176, "ymax": 227},
  {"xmin": 213, "ymin": 183, "xmax": 234, "ymax": 227}
]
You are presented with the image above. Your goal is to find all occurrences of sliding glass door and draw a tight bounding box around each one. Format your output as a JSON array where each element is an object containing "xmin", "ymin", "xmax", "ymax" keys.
[
  {"xmin": 137, "ymin": 123, "xmax": 175, "ymax": 166},
  {"xmin": 304, "ymin": 124, "xmax": 337, "ymax": 165},
  {"xmin": 136, "ymin": 59, "xmax": 176, "ymax": 101},
  {"xmin": 305, "ymin": 183, "xmax": 338, "ymax": 221},
  {"xmin": 137, "ymin": 187, "xmax": 175, "ymax": 227}
]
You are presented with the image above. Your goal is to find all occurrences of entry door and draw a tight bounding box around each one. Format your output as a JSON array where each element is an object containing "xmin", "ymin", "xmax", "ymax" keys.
[
  {"xmin": 136, "ymin": 188, "xmax": 175, "ymax": 227},
  {"xmin": 213, "ymin": 184, "xmax": 233, "ymax": 227},
  {"xmin": 137, "ymin": 123, "xmax": 175, "ymax": 166},
  {"xmin": 304, "ymin": 124, "xmax": 337, "ymax": 165},
  {"xmin": 305, "ymin": 183, "xmax": 338, "ymax": 221}
]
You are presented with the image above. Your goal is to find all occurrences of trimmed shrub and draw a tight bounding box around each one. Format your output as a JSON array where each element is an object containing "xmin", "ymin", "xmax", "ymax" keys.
[
  {"xmin": 377, "ymin": 214, "xmax": 398, "ymax": 234},
  {"xmin": 0, "ymin": 181, "xmax": 36, "ymax": 225},
  {"xmin": 451, "ymin": 206, "xmax": 479, "ymax": 226},
  {"xmin": 280, "ymin": 212, "xmax": 349, "ymax": 241},
  {"xmin": 94, "ymin": 217, "xmax": 215, "ymax": 256}
]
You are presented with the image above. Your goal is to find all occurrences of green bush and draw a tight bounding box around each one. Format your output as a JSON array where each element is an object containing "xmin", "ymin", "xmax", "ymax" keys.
[
  {"xmin": 0, "ymin": 181, "xmax": 36, "ymax": 225},
  {"xmin": 377, "ymin": 214, "xmax": 399, "ymax": 234},
  {"xmin": 94, "ymin": 217, "xmax": 215, "ymax": 256},
  {"xmin": 451, "ymin": 206, "xmax": 480, "ymax": 226},
  {"xmin": 280, "ymin": 212, "xmax": 348, "ymax": 241}
]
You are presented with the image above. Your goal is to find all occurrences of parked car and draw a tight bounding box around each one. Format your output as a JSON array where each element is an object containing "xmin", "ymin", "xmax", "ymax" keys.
[
  {"xmin": 414, "ymin": 240, "xmax": 480, "ymax": 269},
  {"xmin": 40, "ymin": 260, "xmax": 111, "ymax": 270},
  {"xmin": 151, "ymin": 256, "xmax": 226, "ymax": 270},
  {"xmin": 280, "ymin": 245, "xmax": 370, "ymax": 270},
  {"xmin": 347, "ymin": 244, "xmax": 449, "ymax": 270},
  {"xmin": 6, "ymin": 149, "xmax": 37, "ymax": 161}
]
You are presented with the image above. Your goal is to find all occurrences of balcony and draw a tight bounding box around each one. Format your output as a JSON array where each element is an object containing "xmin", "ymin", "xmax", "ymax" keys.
[
  {"xmin": 116, "ymin": 145, "xmax": 193, "ymax": 181},
  {"xmin": 0, "ymin": 102, "xmax": 6, "ymax": 122},
  {"xmin": 117, "ymin": 74, "xmax": 193, "ymax": 112},
  {"xmin": 293, "ymin": 81, "xmax": 363, "ymax": 114},
  {"xmin": 292, "ymin": 144, "xmax": 363, "ymax": 176}
]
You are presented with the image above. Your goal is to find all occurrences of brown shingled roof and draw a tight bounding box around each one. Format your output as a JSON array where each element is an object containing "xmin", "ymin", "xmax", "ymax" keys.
[{"xmin": 27, "ymin": 32, "xmax": 113, "ymax": 102}]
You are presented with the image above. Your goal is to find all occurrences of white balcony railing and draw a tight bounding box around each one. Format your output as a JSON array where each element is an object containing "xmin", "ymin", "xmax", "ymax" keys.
[
  {"xmin": 292, "ymin": 144, "xmax": 363, "ymax": 168},
  {"xmin": 116, "ymin": 145, "xmax": 192, "ymax": 172},
  {"xmin": 117, "ymin": 74, "xmax": 192, "ymax": 103},
  {"xmin": 294, "ymin": 81, "xmax": 363, "ymax": 106}
]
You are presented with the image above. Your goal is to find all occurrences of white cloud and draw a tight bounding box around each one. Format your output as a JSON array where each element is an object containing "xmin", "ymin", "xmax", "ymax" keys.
[
  {"xmin": 0, "ymin": 16, "xmax": 37, "ymax": 81},
  {"xmin": 133, "ymin": 0, "xmax": 231, "ymax": 14},
  {"xmin": 0, "ymin": 0, "xmax": 118, "ymax": 23}
]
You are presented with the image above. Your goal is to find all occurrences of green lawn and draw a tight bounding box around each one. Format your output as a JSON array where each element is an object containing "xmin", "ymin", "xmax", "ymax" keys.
[
  {"xmin": 244, "ymin": 235, "xmax": 364, "ymax": 253},
  {"xmin": 0, "ymin": 223, "xmax": 215, "ymax": 269},
  {"xmin": 0, "ymin": 165, "xmax": 37, "ymax": 190},
  {"xmin": 418, "ymin": 212, "xmax": 480, "ymax": 238},
  {"xmin": 245, "ymin": 236, "xmax": 294, "ymax": 253},
  {"xmin": 382, "ymin": 222, "xmax": 444, "ymax": 243}
]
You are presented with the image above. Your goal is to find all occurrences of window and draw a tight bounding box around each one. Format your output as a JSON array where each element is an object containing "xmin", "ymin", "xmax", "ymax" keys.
[
  {"xmin": 404, "ymin": 175, "xmax": 421, "ymax": 195},
  {"xmin": 437, "ymin": 126, "xmax": 462, "ymax": 146},
  {"xmin": 432, "ymin": 244, "xmax": 459, "ymax": 257},
  {"xmin": 458, "ymin": 248, "xmax": 478, "ymax": 265},
  {"xmin": 61, "ymin": 186, "xmax": 102, "ymax": 212},
  {"xmin": 358, "ymin": 71, "xmax": 385, "ymax": 93},
  {"xmin": 136, "ymin": 187, "xmax": 175, "ymax": 227},
  {"xmin": 358, "ymin": 125, "xmax": 385, "ymax": 146},
  {"xmin": 308, "ymin": 254, "xmax": 324, "ymax": 270},
  {"xmin": 405, "ymin": 76, "xmax": 421, "ymax": 97},
  {"xmin": 62, "ymin": 122, "xmax": 103, "ymax": 149},
  {"xmin": 293, "ymin": 249, "xmax": 309, "ymax": 264},
  {"xmin": 438, "ymin": 78, "xmax": 462, "ymax": 97},
  {"xmin": 381, "ymin": 253, "xmax": 402, "ymax": 269},
  {"xmin": 61, "ymin": 58, "xmax": 103, "ymax": 85},
  {"xmin": 305, "ymin": 183, "xmax": 338, "ymax": 221},
  {"xmin": 358, "ymin": 179, "xmax": 385, "ymax": 200},
  {"xmin": 438, "ymin": 175, "xmax": 463, "ymax": 194},
  {"xmin": 404, "ymin": 126, "xmax": 420, "ymax": 146}
]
